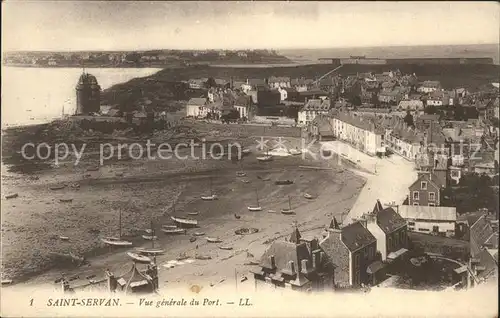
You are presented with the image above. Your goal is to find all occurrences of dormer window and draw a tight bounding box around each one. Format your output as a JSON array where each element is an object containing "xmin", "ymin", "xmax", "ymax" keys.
[{"xmin": 421, "ymin": 181, "xmax": 427, "ymax": 190}]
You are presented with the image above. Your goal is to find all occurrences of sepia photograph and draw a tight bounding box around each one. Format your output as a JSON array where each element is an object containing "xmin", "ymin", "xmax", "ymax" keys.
[{"xmin": 1, "ymin": 1, "xmax": 499, "ymax": 317}]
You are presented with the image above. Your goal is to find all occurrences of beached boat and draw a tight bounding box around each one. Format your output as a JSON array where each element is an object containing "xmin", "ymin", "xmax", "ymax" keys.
[
  {"xmin": 235, "ymin": 228, "xmax": 259, "ymax": 235},
  {"xmin": 193, "ymin": 232, "xmax": 205, "ymax": 236},
  {"xmin": 304, "ymin": 193, "xmax": 314, "ymax": 199},
  {"xmin": 219, "ymin": 246, "xmax": 233, "ymax": 250},
  {"xmin": 187, "ymin": 212, "xmax": 199, "ymax": 216},
  {"xmin": 201, "ymin": 194, "xmax": 218, "ymax": 201},
  {"xmin": 59, "ymin": 236, "xmax": 69, "ymax": 241},
  {"xmin": 2, "ymin": 279, "xmax": 13, "ymax": 285},
  {"xmin": 142, "ymin": 235, "xmax": 157, "ymax": 240},
  {"xmin": 190, "ymin": 237, "xmax": 197, "ymax": 242},
  {"xmin": 171, "ymin": 216, "xmax": 198, "ymax": 228},
  {"xmin": 281, "ymin": 196, "xmax": 295, "ymax": 215},
  {"xmin": 101, "ymin": 210, "xmax": 132, "ymax": 246},
  {"xmin": 247, "ymin": 206, "xmax": 262, "ymax": 211},
  {"xmin": 289, "ymin": 148, "xmax": 302, "ymax": 155},
  {"xmin": 101, "ymin": 237, "xmax": 133, "ymax": 246},
  {"xmin": 5, "ymin": 193, "xmax": 18, "ymax": 199},
  {"xmin": 59, "ymin": 198, "xmax": 73, "ymax": 203},
  {"xmin": 161, "ymin": 227, "xmax": 186, "ymax": 234},
  {"xmin": 242, "ymin": 148, "xmax": 251, "ymax": 155},
  {"xmin": 275, "ymin": 180, "xmax": 293, "ymax": 185},
  {"xmin": 127, "ymin": 252, "xmax": 152, "ymax": 264},
  {"xmin": 247, "ymin": 190, "xmax": 262, "ymax": 211},
  {"xmin": 144, "ymin": 229, "xmax": 153, "ymax": 234},
  {"xmin": 49, "ymin": 185, "xmax": 66, "ymax": 191},
  {"xmin": 236, "ymin": 171, "xmax": 247, "ymax": 177},
  {"xmin": 136, "ymin": 247, "xmax": 165, "ymax": 256},
  {"xmin": 206, "ymin": 237, "xmax": 222, "ymax": 243},
  {"xmin": 195, "ymin": 255, "xmax": 212, "ymax": 260},
  {"xmin": 256, "ymin": 155, "xmax": 273, "ymax": 162},
  {"xmin": 201, "ymin": 177, "xmax": 218, "ymax": 200}
]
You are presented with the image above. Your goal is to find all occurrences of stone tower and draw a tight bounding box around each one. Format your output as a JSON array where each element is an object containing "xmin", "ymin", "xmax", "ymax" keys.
[{"xmin": 76, "ymin": 72, "xmax": 101, "ymax": 114}]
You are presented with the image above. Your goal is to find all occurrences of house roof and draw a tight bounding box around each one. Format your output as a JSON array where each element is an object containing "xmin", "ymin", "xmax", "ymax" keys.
[
  {"xmin": 470, "ymin": 214, "xmax": 495, "ymax": 257},
  {"xmin": 376, "ymin": 207, "xmax": 407, "ymax": 234},
  {"xmin": 291, "ymin": 78, "xmax": 314, "ymax": 86},
  {"xmin": 259, "ymin": 240, "xmax": 313, "ymax": 274},
  {"xmin": 248, "ymin": 78, "xmax": 266, "ymax": 86},
  {"xmin": 476, "ymin": 249, "xmax": 498, "ymax": 279},
  {"xmin": 420, "ymin": 80, "xmax": 441, "ymax": 88},
  {"xmin": 302, "ymin": 99, "xmax": 331, "ymax": 111},
  {"xmin": 340, "ymin": 221, "xmax": 377, "ymax": 252},
  {"xmin": 331, "ymin": 111, "xmax": 385, "ymax": 135},
  {"xmin": 372, "ymin": 200, "xmax": 384, "ymax": 214},
  {"xmin": 398, "ymin": 205, "xmax": 457, "ymax": 222},
  {"xmin": 410, "ymin": 171, "xmax": 443, "ymax": 190},
  {"xmin": 187, "ymin": 98, "xmax": 206, "ymax": 106},
  {"xmin": 268, "ymin": 76, "xmax": 290, "ymax": 82}
]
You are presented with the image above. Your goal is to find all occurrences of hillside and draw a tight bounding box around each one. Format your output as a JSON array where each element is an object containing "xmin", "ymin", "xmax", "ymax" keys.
[{"xmin": 101, "ymin": 63, "xmax": 500, "ymax": 111}]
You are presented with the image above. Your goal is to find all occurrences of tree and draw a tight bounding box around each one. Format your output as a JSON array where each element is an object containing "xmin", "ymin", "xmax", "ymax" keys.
[
  {"xmin": 205, "ymin": 77, "xmax": 217, "ymax": 88},
  {"xmin": 404, "ymin": 110, "xmax": 414, "ymax": 127}
]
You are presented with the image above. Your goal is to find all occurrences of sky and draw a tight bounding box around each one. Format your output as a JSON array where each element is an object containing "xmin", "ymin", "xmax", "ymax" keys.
[{"xmin": 2, "ymin": 1, "xmax": 499, "ymax": 51}]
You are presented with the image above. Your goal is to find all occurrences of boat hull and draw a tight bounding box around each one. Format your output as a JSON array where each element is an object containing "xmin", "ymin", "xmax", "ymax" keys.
[
  {"xmin": 127, "ymin": 252, "xmax": 152, "ymax": 264},
  {"xmin": 136, "ymin": 248, "xmax": 165, "ymax": 255},
  {"xmin": 161, "ymin": 228, "xmax": 186, "ymax": 234},
  {"xmin": 206, "ymin": 237, "xmax": 222, "ymax": 243},
  {"xmin": 101, "ymin": 238, "xmax": 133, "ymax": 246},
  {"xmin": 256, "ymin": 156, "xmax": 273, "ymax": 162},
  {"xmin": 142, "ymin": 235, "xmax": 157, "ymax": 240},
  {"xmin": 247, "ymin": 206, "xmax": 262, "ymax": 211},
  {"xmin": 281, "ymin": 209, "xmax": 296, "ymax": 215},
  {"xmin": 171, "ymin": 216, "xmax": 198, "ymax": 228}
]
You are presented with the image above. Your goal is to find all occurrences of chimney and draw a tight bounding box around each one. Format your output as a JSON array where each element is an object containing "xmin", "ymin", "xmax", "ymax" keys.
[
  {"xmin": 301, "ymin": 259, "xmax": 309, "ymax": 274},
  {"xmin": 312, "ymin": 250, "xmax": 321, "ymax": 270},
  {"xmin": 270, "ymin": 255, "xmax": 276, "ymax": 269},
  {"xmin": 288, "ymin": 261, "xmax": 296, "ymax": 274}
]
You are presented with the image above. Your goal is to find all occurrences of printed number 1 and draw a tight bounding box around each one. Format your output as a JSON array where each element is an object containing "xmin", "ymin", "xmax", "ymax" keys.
[{"xmin": 30, "ymin": 299, "xmax": 33, "ymax": 306}]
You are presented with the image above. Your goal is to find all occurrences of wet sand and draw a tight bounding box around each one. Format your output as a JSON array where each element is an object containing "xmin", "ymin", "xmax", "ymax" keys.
[{"xmin": 1, "ymin": 123, "xmax": 365, "ymax": 288}]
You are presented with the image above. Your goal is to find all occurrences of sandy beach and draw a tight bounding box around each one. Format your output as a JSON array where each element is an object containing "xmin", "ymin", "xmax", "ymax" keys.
[{"xmin": 1, "ymin": 120, "xmax": 366, "ymax": 290}]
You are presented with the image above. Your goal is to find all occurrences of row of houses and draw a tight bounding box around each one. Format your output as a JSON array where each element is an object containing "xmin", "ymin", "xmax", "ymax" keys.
[{"xmin": 252, "ymin": 201, "xmax": 408, "ymax": 291}]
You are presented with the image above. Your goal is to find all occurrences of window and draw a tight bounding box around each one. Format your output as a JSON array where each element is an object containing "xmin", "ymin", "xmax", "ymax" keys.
[
  {"xmin": 429, "ymin": 203, "xmax": 435, "ymax": 207},
  {"xmin": 388, "ymin": 237, "xmax": 392, "ymax": 249},
  {"xmin": 355, "ymin": 254, "xmax": 360, "ymax": 267},
  {"xmin": 413, "ymin": 191, "xmax": 419, "ymax": 201},
  {"xmin": 433, "ymin": 226, "xmax": 439, "ymax": 233},
  {"xmin": 413, "ymin": 202, "xmax": 419, "ymax": 206},
  {"xmin": 418, "ymin": 228, "xmax": 430, "ymax": 232},
  {"xmin": 428, "ymin": 192, "xmax": 436, "ymax": 201},
  {"xmin": 400, "ymin": 231, "xmax": 405, "ymax": 245},
  {"xmin": 421, "ymin": 181, "xmax": 427, "ymax": 190},
  {"xmin": 451, "ymin": 170, "xmax": 459, "ymax": 178},
  {"xmin": 394, "ymin": 234, "xmax": 399, "ymax": 247},
  {"xmin": 408, "ymin": 221, "xmax": 415, "ymax": 226}
]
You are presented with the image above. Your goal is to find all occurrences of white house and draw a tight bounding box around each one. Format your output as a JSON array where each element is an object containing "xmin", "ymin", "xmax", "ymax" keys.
[
  {"xmin": 298, "ymin": 99, "xmax": 331, "ymax": 127},
  {"xmin": 330, "ymin": 111, "xmax": 385, "ymax": 156},
  {"xmin": 186, "ymin": 98, "xmax": 207, "ymax": 117},
  {"xmin": 398, "ymin": 99, "xmax": 424, "ymax": 111},
  {"xmin": 268, "ymin": 76, "xmax": 291, "ymax": 89},
  {"xmin": 398, "ymin": 205, "xmax": 457, "ymax": 237},
  {"xmin": 417, "ymin": 81, "xmax": 441, "ymax": 94}
]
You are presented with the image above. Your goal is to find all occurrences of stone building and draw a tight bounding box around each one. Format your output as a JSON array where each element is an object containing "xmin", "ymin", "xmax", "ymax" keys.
[{"xmin": 76, "ymin": 72, "xmax": 101, "ymax": 114}]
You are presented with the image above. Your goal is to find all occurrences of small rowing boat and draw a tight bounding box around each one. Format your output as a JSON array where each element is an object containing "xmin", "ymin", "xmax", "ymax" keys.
[
  {"xmin": 304, "ymin": 193, "xmax": 314, "ymax": 199},
  {"xmin": 289, "ymin": 148, "xmax": 302, "ymax": 155},
  {"xmin": 136, "ymin": 247, "xmax": 165, "ymax": 255},
  {"xmin": 59, "ymin": 236, "xmax": 69, "ymax": 241},
  {"xmin": 49, "ymin": 185, "xmax": 66, "ymax": 191},
  {"xmin": 206, "ymin": 237, "xmax": 222, "ymax": 243},
  {"xmin": 171, "ymin": 216, "xmax": 198, "ymax": 228},
  {"xmin": 5, "ymin": 193, "xmax": 18, "ymax": 199},
  {"xmin": 281, "ymin": 209, "xmax": 296, "ymax": 215},
  {"xmin": 59, "ymin": 198, "xmax": 73, "ymax": 203},
  {"xmin": 219, "ymin": 246, "xmax": 233, "ymax": 250},
  {"xmin": 142, "ymin": 235, "xmax": 157, "ymax": 240},
  {"xmin": 162, "ymin": 227, "xmax": 186, "ymax": 234},
  {"xmin": 193, "ymin": 232, "xmax": 205, "ymax": 236},
  {"xmin": 187, "ymin": 212, "xmax": 199, "ymax": 216},
  {"xmin": 127, "ymin": 252, "xmax": 152, "ymax": 264},
  {"xmin": 101, "ymin": 237, "xmax": 133, "ymax": 246},
  {"xmin": 275, "ymin": 180, "xmax": 293, "ymax": 185},
  {"xmin": 236, "ymin": 171, "xmax": 247, "ymax": 177},
  {"xmin": 1, "ymin": 279, "xmax": 13, "ymax": 285},
  {"xmin": 242, "ymin": 148, "xmax": 251, "ymax": 155},
  {"xmin": 201, "ymin": 194, "xmax": 218, "ymax": 201},
  {"xmin": 247, "ymin": 206, "xmax": 262, "ymax": 211}
]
